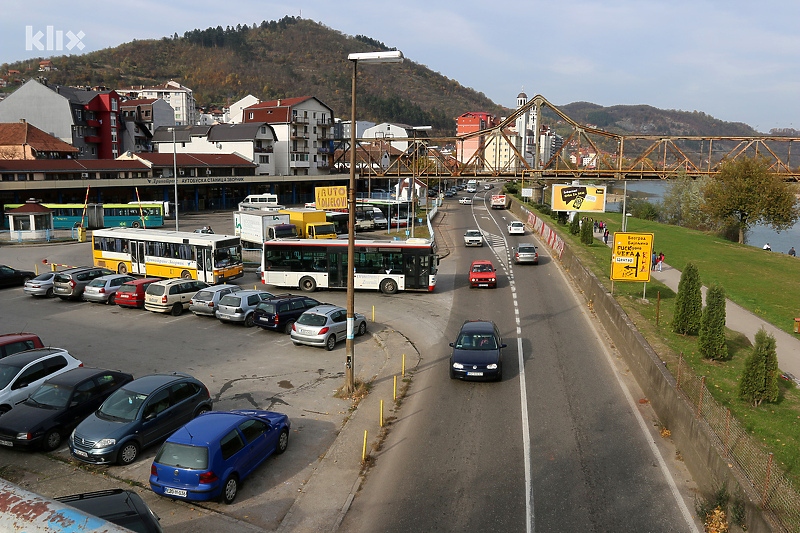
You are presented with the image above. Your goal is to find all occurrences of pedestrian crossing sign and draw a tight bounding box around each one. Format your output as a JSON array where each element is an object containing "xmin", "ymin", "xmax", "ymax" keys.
[{"xmin": 611, "ymin": 232, "xmax": 654, "ymax": 282}]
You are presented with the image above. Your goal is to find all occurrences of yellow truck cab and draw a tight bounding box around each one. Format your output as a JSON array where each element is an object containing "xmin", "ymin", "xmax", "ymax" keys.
[{"xmin": 279, "ymin": 208, "xmax": 338, "ymax": 239}]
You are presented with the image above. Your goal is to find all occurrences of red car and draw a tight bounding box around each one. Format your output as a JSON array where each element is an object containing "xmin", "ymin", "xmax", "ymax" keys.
[
  {"xmin": 114, "ymin": 278, "xmax": 160, "ymax": 308},
  {"xmin": 469, "ymin": 260, "xmax": 497, "ymax": 288},
  {"xmin": 0, "ymin": 333, "xmax": 44, "ymax": 360}
]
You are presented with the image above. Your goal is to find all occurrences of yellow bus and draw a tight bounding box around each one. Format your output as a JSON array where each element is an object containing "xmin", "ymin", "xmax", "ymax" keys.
[{"xmin": 91, "ymin": 228, "xmax": 244, "ymax": 283}]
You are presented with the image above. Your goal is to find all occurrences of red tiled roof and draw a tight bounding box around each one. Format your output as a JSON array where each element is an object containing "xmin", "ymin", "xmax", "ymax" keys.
[
  {"xmin": 121, "ymin": 99, "xmax": 157, "ymax": 106},
  {"xmin": 0, "ymin": 122, "xmax": 79, "ymax": 153},
  {"xmin": 248, "ymin": 96, "xmax": 314, "ymax": 109},
  {"xmin": 0, "ymin": 159, "xmax": 149, "ymax": 172},
  {"xmin": 6, "ymin": 202, "xmax": 53, "ymax": 214},
  {"xmin": 133, "ymin": 152, "xmax": 254, "ymax": 167}
]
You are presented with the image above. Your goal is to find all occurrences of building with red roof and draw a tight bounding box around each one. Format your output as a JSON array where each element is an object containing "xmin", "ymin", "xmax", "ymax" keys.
[{"xmin": 0, "ymin": 120, "xmax": 79, "ymax": 159}]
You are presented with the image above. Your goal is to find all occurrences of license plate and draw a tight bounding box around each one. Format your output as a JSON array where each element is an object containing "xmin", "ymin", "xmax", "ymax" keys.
[
  {"xmin": 164, "ymin": 487, "xmax": 187, "ymax": 497},
  {"xmin": 73, "ymin": 449, "xmax": 88, "ymax": 457},
  {"xmin": 0, "ymin": 439, "xmax": 12, "ymax": 447},
  {"xmin": 299, "ymin": 328, "xmax": 312, "ymax": 335},
  {"xmin": 55, "ymin": 287, "xmax": 66, "ymax": 293},
  {"xmin": 478, "ymin": 284, "xmax": 488, "ymax": 287},
  {"xmin": 467, "ymin": 372, "xmax": 484, "ymax": 376}
]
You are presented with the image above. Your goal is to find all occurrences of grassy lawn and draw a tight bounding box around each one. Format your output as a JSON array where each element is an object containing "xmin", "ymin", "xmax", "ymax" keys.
[{"xmin": 520, "ymin": 201, "xmax": 800, "ymax": 485}]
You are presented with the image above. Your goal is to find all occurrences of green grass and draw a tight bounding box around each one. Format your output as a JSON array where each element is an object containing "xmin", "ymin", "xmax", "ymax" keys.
[{"xmin": 523, "ymin": 202, "xmax": 800, "ymax": 484}]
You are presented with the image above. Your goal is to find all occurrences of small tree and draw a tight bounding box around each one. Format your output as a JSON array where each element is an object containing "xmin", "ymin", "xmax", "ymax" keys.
[
  {"xmin": 569, "ymin": 215, "xmax": 580, "ymax": 235},
  {"xmin": 672, "ymin": 262, "xmax": 702, "ymax": 335},
  {"xmin": 699, "ymin": 284, "xmax": 727, "ymax": 360},
  {"xmin": 580, "ymin": 217, "xmax": 593, "ymax": 244},
  {"xmin": 738, "ymin": 328, "xmax": 780, "ymax": 407}
]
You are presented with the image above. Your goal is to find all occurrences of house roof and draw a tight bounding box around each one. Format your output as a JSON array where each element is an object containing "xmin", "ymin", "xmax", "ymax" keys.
[
  {"xmin": 132, "ymin": 152, "xmax": 255, "ymax": 168},
  {"xmin": 0, "ymin": 159, "xmax": 149, "ymax": 172},
  {"xmin": 248, "ymin": 96, "xmax": 316, "ymax": 109},
  {"xmin": 151, "ymin": 125, "xmax": 211, "ymax": 143},
  {"xmin": 207, "ymin": 122, "xmax": 275, "ymax": 141},
  {"xmin": 43, "ymin": 82, "xmax": 114, "ymax": 105},
  {"xmin": 120, "ymin": 98, "xmax": 157, "ymax": 107},
  {"xmin": 6, "ymin": 202, "xmax": 53, "ymax": 214},
  {"xmin": 0, "ymin": 122, "xmax": 79, "ymax": 154}
]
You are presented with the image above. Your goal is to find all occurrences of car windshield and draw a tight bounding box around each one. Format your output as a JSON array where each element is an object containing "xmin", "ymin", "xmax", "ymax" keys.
[
  {"xmin": 155, "ymin": 442, "xmax": 209, "ymax": 470},
  {"xmin": 27, "ymin": 383, "xmax": 72, "ymax": 408},
  {"xmin": 32, "ymin": 273, "xmax": 53, "ymax": 281},
  {"xmin": 0, "ymin": 364, "xmax": 22, "ymax": 390},
  {"xmin": 219, "ymin": 295, "xmax": 242, "ymax": 306},
  {"xmin": 472, "ymin": 264, "xmax": 493, "ymax": 273},
  {"xmin": 466, "ymin": 231, "xmax": 481, "ymax": 237},
  {"xmin": 297, "ymin": 313, "xmax": 327, "ymax": 327},
  {"xmin": 455, "ymin": 333, "xmax": 498, "ymax": 350},
  {"xmin": 98, "ymin": 388, "xmax": 148, "ymax": 422},
  {"xmin": 88, "ymin": 279, "xmax": 106, "ymax": 287}
]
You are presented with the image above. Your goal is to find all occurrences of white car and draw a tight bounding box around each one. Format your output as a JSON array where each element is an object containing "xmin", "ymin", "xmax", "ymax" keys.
[
  {"xmin": 0, "ymin": 348, "xmax": 83, "ymax": 414},
  {"xmin": 459, "ymin": 197, "xmax": 473, "ymax": 205},
  {"xmin": 508, "ymin": 221, "xmax": 525, "ymax": 235}
]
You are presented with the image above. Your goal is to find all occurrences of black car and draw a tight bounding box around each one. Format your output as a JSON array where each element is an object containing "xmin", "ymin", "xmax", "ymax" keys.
[
  {"xmin": 449, "ymin": 320, "xmax": 506, "ymax": 381},
  {"xmin": 0, "ymin": 265, "xmax": 35, "ymax": 289},
  {"xmin": 56, "ymin": 489, "xmax": 163, "ymax": 533},
  {"xmin": 0, "ymin": 367, "xmax": 133, "ymax": 451},
  {"xmin": 253, "ymin": 294, "xmax": 322, "ymax": 334}
]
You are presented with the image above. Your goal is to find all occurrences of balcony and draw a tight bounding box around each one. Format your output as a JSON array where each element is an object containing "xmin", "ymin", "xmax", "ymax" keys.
[
  {"xmin": 85, "ymin": 119, "xmax": 100, "ymax": 127},
  {"xmin": 254, "ymin": 146, "xmax": 274, "ymax": 153},
  {"xmin": 290, "ymin": 147, "xmax": 309, "ymax": 154},
  {"xmin": 291, "ymin": 116, "xmax": 309, "ymax": 125},
  {"xmin": 290, "ymin": 131, "xmax": 309, "ymax": 140}
]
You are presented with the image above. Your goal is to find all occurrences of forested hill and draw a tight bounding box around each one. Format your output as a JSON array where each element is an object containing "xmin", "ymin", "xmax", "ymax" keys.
[{"xmin": 1, "ymin": 16, "xmax": 771, "ymax": 138}]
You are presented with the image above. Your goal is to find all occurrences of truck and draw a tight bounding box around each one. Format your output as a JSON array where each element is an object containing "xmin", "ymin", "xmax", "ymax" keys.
[
  {"xmin": 279, "ymin": 208, "xmax": 338, "ymax": 239},
  {"xmin": 233, "ymin": 211, "xmax": 296, "ymax": 244},
  {"xmin": 491, "ymin": 194, "xmax": 509, "ymax": 209}
]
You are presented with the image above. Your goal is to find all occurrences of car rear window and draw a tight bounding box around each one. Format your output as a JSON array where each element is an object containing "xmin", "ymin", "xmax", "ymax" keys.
[
  {"xmin": 54, "ymin": 274, "xmax": 71, "ymax": 283},
  {"xmin": 88, "ymin": 279, "xmax": 106, "ymax": 287},
  {"xmin": 193, "ymin": 290, "xmax": 214, "ymax": 301},
  {"xmin": 146, "ymin": 285, "xmax": 165, "ymax": 296},
  {"xmin": 155, "ymin": 442, "xmax": 209, "ymax": 470},
  {"xmin": 219, "ymin": 295, "xmax": 242, "ymax": 306},
  {"xmin": 297, "ymin": 313, "xmax": 326, "ymax": 327},
  {"xmin": 116, "ymin": 284, "xmax": 136, "ymax": 294},
  {"xmin": 257, "ymin": 302, "xmax": 276, "ymax": 314},
  {"xmin": 32, "ymin": 273, "xmax": 53, "ymax": 281}
]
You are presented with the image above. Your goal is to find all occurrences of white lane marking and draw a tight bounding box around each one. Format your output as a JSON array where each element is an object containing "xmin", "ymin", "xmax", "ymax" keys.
[{"xmin": 518, "ymin": 336, "xmax": 533, "ymax": 533}]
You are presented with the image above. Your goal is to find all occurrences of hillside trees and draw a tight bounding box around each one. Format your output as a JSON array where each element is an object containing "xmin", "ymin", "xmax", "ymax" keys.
[
  {"xmin": 660, "ymin": 172, "xmax": 710, "ymax": 228},
  {"xmin": 703, "ymin": 157, "xmax": 800, "ymax": 244}
]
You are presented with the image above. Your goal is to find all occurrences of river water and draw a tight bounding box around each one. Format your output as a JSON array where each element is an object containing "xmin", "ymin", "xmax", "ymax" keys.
[{"xmin": 604, "ymin": 181, "xmax": 799, "ymax": 254}]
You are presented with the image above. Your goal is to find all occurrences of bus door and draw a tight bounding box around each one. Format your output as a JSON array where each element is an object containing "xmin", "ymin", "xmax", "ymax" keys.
[
  {"xmin": 404, "ymin": 253, "xmax": 430, "ymax": 290},
  {"xmin": 195, "ymin": 246, "xmax": 213, "ymax": 283},
  {"xmin": 131, "ymin": 241, "xmax": 147, "ymax": 275},
  {"xmin": 328, "ymin": 252, "xmax": 346, "ymax": 288}
]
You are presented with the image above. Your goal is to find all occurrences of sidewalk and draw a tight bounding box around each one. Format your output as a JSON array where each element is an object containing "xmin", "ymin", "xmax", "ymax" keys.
[{"xmin": 594, "ymin": 226, "xmax": 800, "ymax": 382}]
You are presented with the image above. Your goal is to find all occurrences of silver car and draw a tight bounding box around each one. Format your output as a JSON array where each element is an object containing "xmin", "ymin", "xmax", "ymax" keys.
[
  {"xmin": 23, "ymin": 272, "xmax": 57, "ymax": 298},
  {"xmin": 83, "ymin": 274, "xmax": 136, "ymax": 304},
  {"xmin": 513, "ymin": 243, "xmax": 539, "ymax": 264},
  {"xmin": 290, "ymin": 305, "xmax": 367, "ymax": 351},
  {"xmin": 189, "ymin": 284, "xmax": 243, "ymax": 317},
  {"xmin": 216, "ymin": 290, "xmax": 275, "ymax": 327},
  {"xmin": 0, "ymin": 348, "xmax": 83, "ymax": 415}
]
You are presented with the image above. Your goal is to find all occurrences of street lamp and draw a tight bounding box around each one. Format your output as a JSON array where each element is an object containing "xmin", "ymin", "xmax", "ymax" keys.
[
  {"xmin": 345, "ymin": 50, "xmax": 404, "ymax": 394},
  {"xmin": 170, "ymin": 127, "xmax": 179, "ymax": 231},
  {"xmin": 410, "ymin": 126, "xmax": 432, "ymax": 238}
]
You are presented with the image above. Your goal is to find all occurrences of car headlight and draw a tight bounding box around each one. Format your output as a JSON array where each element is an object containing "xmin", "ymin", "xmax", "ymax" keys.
[
  {"xmin": 452, "ymin": 362, "xmax": 464, "ymax": 369},
  {"xmin": 95, "ymin": 438, "xmax": 116, "ymax": 448},
  {"xmin": 487, "ymin": 364, "xmax": 498, "ymax": 370},
  {"xmin": 16, "ymin": 432, "xmax": 32, "ymax": 440},
  {"xmin": 489, "ymin": 278, "xmax": 495, "ymax": 282}
]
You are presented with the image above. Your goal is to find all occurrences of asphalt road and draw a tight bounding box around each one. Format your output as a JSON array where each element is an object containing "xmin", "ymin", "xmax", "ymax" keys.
[{"xmin": 340, "ymin": 191, "xmax": 703, "ymax": 532}]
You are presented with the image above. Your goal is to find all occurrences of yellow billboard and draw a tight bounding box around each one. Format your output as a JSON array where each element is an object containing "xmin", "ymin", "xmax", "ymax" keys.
[
  {"xmin": 315, "ymin": 186, "xmax": 348, "ymax": 210},
  {"xmin": 611, "ymin": 232, "xmax": 654, "ymax": 282},
  {"xmin": 551, "ymin": 185, "xmax": 607, "ymax": 212}
]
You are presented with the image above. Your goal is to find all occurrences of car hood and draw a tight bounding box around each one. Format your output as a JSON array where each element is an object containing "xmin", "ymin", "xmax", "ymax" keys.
[
  {"xmin": 233, "ymin": 409, "xmax": 290, "ymax": 427},
  {"xmin": 452, "ymin": 349, "xmax": 501, "ymax": 365},
  {"xmin": 75, "ymin": 412, "xmax": 137, "ymax": 441},
  {"xmin": 0, "ymin": 403, "xmax": 57, "ymax": 434}
]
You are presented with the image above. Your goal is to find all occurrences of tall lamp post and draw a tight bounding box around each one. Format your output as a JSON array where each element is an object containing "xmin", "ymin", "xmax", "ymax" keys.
[
  {"xmin": 345, "ymin": 50, "xmax": 404, "ymax": 394},
  {"xmin": 410, "ymin": 126, "xmax": 432, "ymax": 238},
  {"xmin": 170, "ymin": 127, "xmax": 179, "ymax": 231}
]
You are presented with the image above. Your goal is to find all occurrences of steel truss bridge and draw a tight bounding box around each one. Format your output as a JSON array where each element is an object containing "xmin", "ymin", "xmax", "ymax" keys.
[{"xmin": 332, "ymin": 95, "xmax": 800, "ymax": 182}]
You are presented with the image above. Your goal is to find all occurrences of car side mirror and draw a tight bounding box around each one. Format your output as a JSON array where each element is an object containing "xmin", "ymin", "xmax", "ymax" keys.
[
  {"xmin": 145, "ymin": 412, "xmax": 156, "ymax": 421},
  {"xmin": 449, "ymin": 342, "xmax": 454, "ymax": 347},
  {"xmin": 501, "ymin": 344, "xmax": 507, "ymax": 348}
]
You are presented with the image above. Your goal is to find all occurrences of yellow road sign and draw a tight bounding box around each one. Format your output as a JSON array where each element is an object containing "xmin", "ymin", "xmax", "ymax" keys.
[{"xmin": 611, "ymin": 232, "xmax": 653, "ymax": 282}]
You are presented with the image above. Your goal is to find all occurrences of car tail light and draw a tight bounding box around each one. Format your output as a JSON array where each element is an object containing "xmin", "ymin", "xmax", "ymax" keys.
[
  {"xmin": 199, "ymin": 471, "xmax": 218, "ymax": 484},
  {"xmin": 292, "ymin": 322, "xmax": 297, "ymax": 331},
  {"xmin": 78, "ymin": 363, "xmax": 83, "ymax": 367},
  {"xmin": 69, "ymin": 280, "xmax": 75, "ymax": 288},
  {"xmin": 319, "ymin": 327, "xmax": 329, "ymax": 335},
  {"xmin": 161, "ymin": 295, "xmax": 167, "ymax": 303},
  {"xmin": 151, "ymin": 464, "xmax": 157, "ymax": 476},
  {"xmin": 207, "ymin": 302, "xmax": 214, "ymax": 307},
  {"xmin": 98, "ymin": 288, "xmax": 105, "ymax": 294},
  {"xmin": 515, "ymin": 253, "xmax": 520, "ymax": 259}
]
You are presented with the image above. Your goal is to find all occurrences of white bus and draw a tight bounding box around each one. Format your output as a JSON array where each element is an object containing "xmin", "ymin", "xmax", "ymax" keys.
[
  {"xmin": 92, "ymin": 227, "xmax": 244, "ymax": 283},
  {"xmin": 261, "ymin": 238, "xmax": 438, "ymax": 294}
]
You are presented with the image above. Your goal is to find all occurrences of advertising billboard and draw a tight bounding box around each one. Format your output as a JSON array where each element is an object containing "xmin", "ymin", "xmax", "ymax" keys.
[{"xmin": 551, "ymin": 185, "xmax": 607, "ymax": 212}]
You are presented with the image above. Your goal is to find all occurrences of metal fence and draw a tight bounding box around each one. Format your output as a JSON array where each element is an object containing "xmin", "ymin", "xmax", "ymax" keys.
[{"xmin": 676, "ymin": 355, "xmax": 800, "ymax": 531}]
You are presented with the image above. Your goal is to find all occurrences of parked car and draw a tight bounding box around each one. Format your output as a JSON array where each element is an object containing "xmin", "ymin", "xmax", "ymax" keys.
[
  {"xmin": 290, "ymin": 305, "xmax": 367, "ymax": 351},
  {"xmin": 0, "ymin": 333, "xmax": 44, "ymax": 360},
  {"xmin": 56, "ymin": 489, "xmax": 163, "ymax": 533},
  {"xmin": 253, "ymin": 295, "xmax": 322, "ymax": 334},
  {"xmin": 23, "ymin": 272, "xmax": 57, "ymax": 298},
  {"xmin": 508, "ymin": 221, "xmax": 525, "ymax": 235},
  {"xmin": 469, "ymin": 260, "xmax": 497, "ymax": 288},
  {"xmin": 0, "ymin": 265, "xmax": 35, "ymax": 289},
  {"xmin": 459, "ymin": 197, "xmax": 473, "ymax": 205},
  {"xmin": 82, "ymin": 274, "xmax": 136, "ymax": 304},
  {"xmin": 114, "ymin": 278, "xmax": 161, "ymax": 308},
  {"xmin": 150, "ymin": 409, "xmax": 290, "ymax": 504},
  {"xmin": 144, "ymin": 279, "xmax": 209, "ymax": 316},
  {"xmin": 216, "ymin": 290, "xmax": 275, "ymax": 327},
  {"xmin": 449, "ymin": 320, "xmax": 506, "ymax": 381},
  {"xmin": 53, "ymin": 266, "xmax": 114, "ymax": 300},
  {"xmin": 513, "ymin": 243, "xmax": 539, "ymax": 264},
  {"xmin": 189, "ymin": 284, "xmax": 243, "ymax": 317},
  {"xmin": 70, "ymin": 372, "xmax": 213, "ymax": 465},
  {"xmin": 0, "ymin": 348, "xmax": 83, "ymax": 415},
  {"xmin": 0, "ymin": 367, "xmax": 133, "ymax": 451}
]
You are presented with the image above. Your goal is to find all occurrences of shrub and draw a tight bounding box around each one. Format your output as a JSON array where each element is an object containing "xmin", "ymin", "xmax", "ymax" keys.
[
  {"xmin": 580, "ymin": 217, "xmax": 593, "ymax": 244},
  {"xmin": 738, "ymin": 328, "xmax": 779, "ymax": 406},
  {"xmin": 570, "ymin": 215, "xmax": 580, "ymax": 235},
  {"xmin": 699, "ymin": 284, "xmax": 727, "ymax": 360},
  {"xmin": 673, "ymin": 262, "xmax": 702, "ymax": 335}
]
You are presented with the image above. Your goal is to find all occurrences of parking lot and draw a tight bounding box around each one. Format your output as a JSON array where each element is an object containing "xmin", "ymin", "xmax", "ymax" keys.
[{"xmin": 0, "ymin": 211, "xmax": 455, "ymax": 531}]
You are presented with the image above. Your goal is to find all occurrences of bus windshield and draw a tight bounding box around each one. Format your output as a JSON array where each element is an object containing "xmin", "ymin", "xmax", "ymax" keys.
[{"xmin": 214, "ymin": 244, "xmax": 242, "ymax": 268}]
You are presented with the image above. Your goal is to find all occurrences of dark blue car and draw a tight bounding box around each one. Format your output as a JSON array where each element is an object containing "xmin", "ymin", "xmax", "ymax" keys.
[{"xmin": 149, "ymin": 409, "xmax": 290, "ymax": 504}]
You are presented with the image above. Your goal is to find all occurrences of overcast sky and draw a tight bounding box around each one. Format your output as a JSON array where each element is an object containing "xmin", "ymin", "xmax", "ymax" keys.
[{"xmin": 3, "ymin": 0, "xmax": 799, "ymax": 132}]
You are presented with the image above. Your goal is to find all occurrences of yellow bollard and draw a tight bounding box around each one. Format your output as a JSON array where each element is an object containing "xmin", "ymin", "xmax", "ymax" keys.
[
  {"xmin": 402, "ymin": 354, "xmax": 406, "ymax": 377},
  {"xmin": 380, "ymin": 400, "xmax": 384, "ymax": 427},
  {"xmin": 362, "ymin": 430, "xmax": 368, "ymax": 462},
  {"xmin": 393, "ymin": 375, "xmax": 397, "ymax": 401},
  {"xmin": 35, "ymin": 263, "xmax": 39, "ymax": 275},
  {"xmin": 372, "ymin": 305, "xmax": 375, "ymax": 322},
  {"xmin": 254, "ymin": 285, "xmax": 257, "ymax": 290}
]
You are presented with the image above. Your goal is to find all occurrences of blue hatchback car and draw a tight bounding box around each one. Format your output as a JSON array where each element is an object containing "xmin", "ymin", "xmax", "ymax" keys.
[{"xmin": 149, "ymin": 409, "xmax": 290, "ymax": 504}]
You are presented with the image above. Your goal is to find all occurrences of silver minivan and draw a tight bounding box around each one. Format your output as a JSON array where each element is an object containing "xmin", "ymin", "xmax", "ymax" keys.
[
  {"xmin": 53, "ymin": 267, "xmax": 114, "ymax": 300},
  {"xmin": 189, "ymin": 284, "xmax": 243, "ymax": 317},
  {"xmin": 216, "ymin": 290, "xmax": 274, "ymax": 327},
  {"xmin": 144, "ymin": 279, "xmax": 209, "ymax": 316}
]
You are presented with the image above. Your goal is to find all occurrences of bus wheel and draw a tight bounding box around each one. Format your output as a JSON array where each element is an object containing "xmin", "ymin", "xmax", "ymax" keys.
[
  {"xmin": 380, "ymin": 278, "xmax": 398, "ymax": 295},
  {"xmin": 181, "ymin": 270, "xmax": 192, "ymax": 279},
  {"xmin": 131, "ymin": 221, "xmax": 141, "ymax": 228},
  {"xmin": 299, "ymin": 276, "xmax": 317, "ymax": 292},
  {"xmin": 118, "ymin": 263, "xmax": 128, "ymax": 274}
]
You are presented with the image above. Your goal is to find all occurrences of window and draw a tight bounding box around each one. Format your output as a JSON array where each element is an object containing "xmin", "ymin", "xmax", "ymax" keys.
[
  {"xmin": 220, "ymin": 429, "xmax": 245, "ymax": 460},
  {"xmin": 170, "ymin": 382, "xmax": 199, "ymax": 404},
  {"xmin": 238, "ymin": 419, "xmax": 267, "ymax": 443},
  {"xmin": 248, "ymin": 112, "xmax": 254, "ymax": 120},
  {"xmin": 73, "ymin": 379, "xmax": 98, "ymax": 404},
  {"xmin": 110, "ymin": 115, "xmax": 116, "ymax": 127},
  {"xmin": 14, "ymin": 362, "xmax": 48, "ymax": 389},
  {"xmin": 111, "ymin": 99, "xmax": 118, "ymax": 111},
  {"xmin": 143, "ymin": 388, "xmax": 171, "ymax": 418},
  {"xmin": 95, "ymin": 373, "xmax": 122, "ymax": 393},
  {"xmin": 259, "ymin": 155, "xmax": 270, "ymax": 164}
]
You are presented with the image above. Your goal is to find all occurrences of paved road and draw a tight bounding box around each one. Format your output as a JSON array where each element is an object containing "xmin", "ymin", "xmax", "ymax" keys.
[{"xmin": 340, "ymin": 192, "xmax": 703, "ymax": 532}]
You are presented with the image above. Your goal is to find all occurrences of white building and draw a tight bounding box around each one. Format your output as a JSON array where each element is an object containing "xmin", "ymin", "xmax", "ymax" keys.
[
  {"xmin": 227, "ymin": 95, "xmax": 260, "ymax": 124},
  {"xmin": 362, "ymin": 122, "xmax": 417, "ymax": 152},
  {"xmin": 118, "ymin": 81, "xmax": 197, "ymax": 126}
]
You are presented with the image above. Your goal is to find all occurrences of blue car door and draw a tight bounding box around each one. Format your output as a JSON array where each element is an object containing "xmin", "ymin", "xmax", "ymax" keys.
[{"xmin": 237, "ymin": 418, "xmax": 275, "ymax": 477}]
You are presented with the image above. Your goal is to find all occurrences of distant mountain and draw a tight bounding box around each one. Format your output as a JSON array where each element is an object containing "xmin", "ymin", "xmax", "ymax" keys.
[{"xmin": 0, "ymin": 17, "xmax": 770, "ymax": 139}]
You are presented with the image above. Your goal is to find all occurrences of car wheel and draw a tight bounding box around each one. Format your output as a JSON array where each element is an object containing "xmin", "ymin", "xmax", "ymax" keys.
[
  {"xmin": 222, "ymin": 475, "xmax": 238, "ymax": 505},
  {"xmin": 105, "ymin": 295, "xmax": 115, "ymax": 305},
  {"xmin": 379, "ymin": 278, "xmax": 398, "ymax": 295},
  {"xmin": 42, "ymin": 429, "xmax": 62, "ymax": 451},
  {"xmin": 244, "ymin": 313, "xmax": 254, "ymax": 327},
  {"xmin": 45, "ymin": 287, "xmax": 54, "ymax": 298},
  {"xmin": 117, "ymin": 441, "xmax": 139, "ymax": 465},
  {"xmin": 325, "ymin": 334, "xmax": 336, "ymax": 351},
  {"xmin": 284, "ymin": 320, "xmax": 295, "ymax": 335},
  {"xmin": 118, "ymin": 263, "xmax": 128, "ymax": 274},
  {"xmin": 171, "ymin": 303, "xmax": 183, "ymax": 316},
  {"xmin": 357, "ymin": 322, "xmax": 367, "ymax": 336},
  {"xmin": 195, "ymin": 406, "xmax": 210, "ymax": 418},
  {"xmin": 180, "ymin": 270, "xmax": 192, "ymax": 280},
  {"xmin": 299, "ymin": 276, "xmax": 317, "ymax": 292},
  {"xmin": 276, "ymin": 429, "xmax": 289, "ymax": 454}
]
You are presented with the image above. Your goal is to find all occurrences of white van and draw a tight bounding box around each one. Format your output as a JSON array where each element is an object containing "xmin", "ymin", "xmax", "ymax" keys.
[
  {"xmin": 239, "ymin": 194, "xmax": 282, "ymax": 211},
  {"xmin": 371, "ymin": 207, "xmax": 388, "ymax": 230}
]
